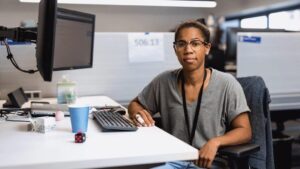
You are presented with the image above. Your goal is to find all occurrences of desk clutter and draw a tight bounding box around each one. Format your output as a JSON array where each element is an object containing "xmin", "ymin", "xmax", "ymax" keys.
[
  {"xmin": 75, "ymin": 132, "xmax": 86, "ymax": 143},
  {"xmin": 31, "ymin": 101, "xmax": 69, "ymax": 117},
  {"xmin": 0, "ymin": 104, "xmax": 137, "ymax": 134},
  {"xmin": 28, "ymin": 117, "xmax": 56, "ymax": 133},
  {"xmin": 0, "ymin": 108, "xmax": 31, "ymax": 122},
  {"xmin": 0, "ymin": 108, "xmax": 62, "ymax": 133},
  {"xmin": 0, "ymin": 96, "xmax": 198, "ymax": 169}
]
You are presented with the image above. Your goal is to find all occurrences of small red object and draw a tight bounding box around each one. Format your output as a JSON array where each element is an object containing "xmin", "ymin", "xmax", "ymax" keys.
[{"xmin": 75, "ymin": 132, "xmax": 86, "ymax": 143}]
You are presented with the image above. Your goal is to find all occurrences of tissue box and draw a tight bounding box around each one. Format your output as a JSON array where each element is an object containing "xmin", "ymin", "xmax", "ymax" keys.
[{"xmin": 32, "ymin": 117, "xmax": 56, "ymax": 133}]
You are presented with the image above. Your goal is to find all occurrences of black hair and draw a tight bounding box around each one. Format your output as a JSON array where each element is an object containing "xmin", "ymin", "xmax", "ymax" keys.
[{"xmin": 174, "ymin": 20, "xmax": 210, "ymax": 43}]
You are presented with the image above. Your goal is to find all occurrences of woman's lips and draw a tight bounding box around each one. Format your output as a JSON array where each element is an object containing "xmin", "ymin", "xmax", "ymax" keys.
[{"xmin": 183, "ymin": 58, "xmax": 196, "ymax": 63}]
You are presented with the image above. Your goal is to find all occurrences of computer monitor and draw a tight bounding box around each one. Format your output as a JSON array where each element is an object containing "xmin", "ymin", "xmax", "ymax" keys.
[
  {"xmin": 36, "ymin": 0, "xmax": 56, "ymax": 82},
  {"xmin": 53, "ymin": 8, "xmax": 95, "ymax": 71},
  {"xmin": 36, "ymin": 0, "xmax": 95, "ymax": 81},
  {"xmin": 225, "ymin": 28, "xmax": 285, "ymax": 62}
]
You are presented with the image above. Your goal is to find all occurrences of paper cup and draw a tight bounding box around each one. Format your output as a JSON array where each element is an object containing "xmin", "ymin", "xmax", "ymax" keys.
[{"xmin": 69, "ymin": 104, "xmax": 89, "ymax": 133}]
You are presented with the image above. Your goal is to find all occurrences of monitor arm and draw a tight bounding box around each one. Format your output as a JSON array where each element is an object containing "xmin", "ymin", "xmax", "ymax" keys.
[
  {"xmin": 0, "ymin": 26, "xmax": 38, "ymax": 74},
  {"xmin": 0, "ymin": 26, "xmax": 37, "ymax": 42}
]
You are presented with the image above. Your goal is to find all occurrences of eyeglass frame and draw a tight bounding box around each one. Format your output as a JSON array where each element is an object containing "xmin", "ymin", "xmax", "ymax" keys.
[{"xmin": 173, "ymin": 39, "xmax": 209, "ymax": 50}]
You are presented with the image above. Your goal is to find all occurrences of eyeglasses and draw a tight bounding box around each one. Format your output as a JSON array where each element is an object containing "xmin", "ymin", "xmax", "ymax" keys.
[{"xmin": 173, "ymin": 40, "xmax": 208, "ymax": 50}]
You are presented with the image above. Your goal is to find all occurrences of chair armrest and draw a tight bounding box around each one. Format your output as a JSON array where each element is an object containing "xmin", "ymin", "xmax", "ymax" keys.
[{"xmin": 218, "ymin": 143, "xmax": 260, "ymax": 158}]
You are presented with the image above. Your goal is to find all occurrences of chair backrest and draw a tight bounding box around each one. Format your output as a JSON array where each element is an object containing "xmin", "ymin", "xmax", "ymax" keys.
[{"xmin": 237, "ymin": 76, "xmax": 275, "ymax": 169}]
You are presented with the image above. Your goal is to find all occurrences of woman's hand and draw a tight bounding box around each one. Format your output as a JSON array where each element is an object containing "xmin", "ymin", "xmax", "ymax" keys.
[
  {"xmin": 130, "ymin": 109, "xmax": 155, "ymax": 127},
  {"xmin": 196, "ymin": 139, "xmax": 220, "ymax": 168}
]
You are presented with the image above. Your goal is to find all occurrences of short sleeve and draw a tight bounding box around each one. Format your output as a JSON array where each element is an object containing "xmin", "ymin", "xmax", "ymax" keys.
[
  {"xmin": 226, "ymin": 77, "xmax": 250, "ymax": 124},
  {"xmin": 137, "ymin": 75, "xmax": 162, "ymax": 115}
]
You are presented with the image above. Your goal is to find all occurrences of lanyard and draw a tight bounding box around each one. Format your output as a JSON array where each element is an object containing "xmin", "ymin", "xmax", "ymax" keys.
[{"xmin": 181, "ymin": 69, "xmax": 207, "ymax": 145}]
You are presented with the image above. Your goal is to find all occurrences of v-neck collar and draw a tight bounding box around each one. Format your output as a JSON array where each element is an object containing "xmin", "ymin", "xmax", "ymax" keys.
[{"xmin": 175, "ymin": 68, "xmax": 215, "ymax": 105}]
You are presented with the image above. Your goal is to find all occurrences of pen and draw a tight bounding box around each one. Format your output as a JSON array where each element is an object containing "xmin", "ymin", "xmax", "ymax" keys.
[{"xmin": 135, "ymin": 114, "xmax": 146, "ymax": 126}]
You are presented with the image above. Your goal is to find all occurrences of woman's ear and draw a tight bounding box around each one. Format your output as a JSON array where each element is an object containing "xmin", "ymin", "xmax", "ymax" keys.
[
  {"xmin": 205, "ymin": 48, "xmax": 210, "ymax": 55},
  {"xmin": 173, "ymin": 45, "xmax": 179, "ymax": 54},
  {"xmin": 205, "ymin": 43, "xmax": 211, "ymax": 55}
]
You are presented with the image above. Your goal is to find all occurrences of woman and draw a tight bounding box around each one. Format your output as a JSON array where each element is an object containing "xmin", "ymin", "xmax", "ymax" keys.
[{"xmin": 128, "ymin": 20, "xmax": 251, "ymax": 168}]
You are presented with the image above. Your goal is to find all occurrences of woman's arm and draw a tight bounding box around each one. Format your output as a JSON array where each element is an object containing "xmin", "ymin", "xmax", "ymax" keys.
[
  {"xmin": 197, "ymin": 112, "xmax": 252, "ymax": 168},
  {"xmin": 128, "ymin": 97, "xmax": 155, "ymax": 127}
]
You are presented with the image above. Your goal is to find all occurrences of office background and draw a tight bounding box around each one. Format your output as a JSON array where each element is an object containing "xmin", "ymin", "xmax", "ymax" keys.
[
  {"xmin": 0, "ymin": 33, "xmax": 181, "ymax": 104},
  {"xmin": 0, "ymin": 0, "xmax": 296, "ymax": 101},
  {"xmin": 0, "ymin": 0, "xmax": 293, "ymax": 32},
  {"xmin": 1, "ymin": 0, "xmax": 300, "ymax": 168}
]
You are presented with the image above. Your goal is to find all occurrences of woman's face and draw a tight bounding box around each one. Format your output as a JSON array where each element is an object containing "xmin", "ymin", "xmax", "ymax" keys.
[{"xmin": 174, "ymin": 27, "xmax": 211, "ymax": 72}]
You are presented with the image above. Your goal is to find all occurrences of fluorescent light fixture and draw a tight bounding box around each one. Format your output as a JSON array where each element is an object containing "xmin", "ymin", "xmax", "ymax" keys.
[{"xmin": 19, "ymin": 0, "xmax": 217, "ymax": 8}]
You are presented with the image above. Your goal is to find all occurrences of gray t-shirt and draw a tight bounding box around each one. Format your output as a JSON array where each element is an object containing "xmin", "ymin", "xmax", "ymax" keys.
[{"xmin": 137, "ymin": 68, "xmax": 250, "ymax": 149}]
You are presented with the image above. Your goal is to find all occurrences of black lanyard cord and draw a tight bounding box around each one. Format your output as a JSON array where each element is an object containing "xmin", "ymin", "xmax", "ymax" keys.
[{"xmin": 181, "ymin": 69, "xmax": 207, "ymax": 145}]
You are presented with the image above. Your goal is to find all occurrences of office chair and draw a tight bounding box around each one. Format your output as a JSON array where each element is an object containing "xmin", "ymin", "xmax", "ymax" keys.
[{"xmin": 218, "ymin": 76, "xmax": 275, "ymax": 169}]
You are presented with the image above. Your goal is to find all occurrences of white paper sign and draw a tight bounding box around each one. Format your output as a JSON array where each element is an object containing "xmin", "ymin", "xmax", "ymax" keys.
[{"xmin": 128, "ymin": 33, "xmax": 164, "ymax": 63}]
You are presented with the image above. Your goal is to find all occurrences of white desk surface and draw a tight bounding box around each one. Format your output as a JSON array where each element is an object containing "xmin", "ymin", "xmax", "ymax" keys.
[{"xmin": 0, "ymin": 96, "xmax": 198, "ymax": 169}]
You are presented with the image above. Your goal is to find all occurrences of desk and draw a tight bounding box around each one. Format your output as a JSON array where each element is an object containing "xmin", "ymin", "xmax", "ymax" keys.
[{"xmin": 0, "ymin": 96, "xmax": 198, "ymax": 169}]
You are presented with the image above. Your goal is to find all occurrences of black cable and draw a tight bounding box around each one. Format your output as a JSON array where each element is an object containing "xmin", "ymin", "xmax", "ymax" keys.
[{"xmin": 2, "ymin": 39, "xmax": 38, "ymax": 74}]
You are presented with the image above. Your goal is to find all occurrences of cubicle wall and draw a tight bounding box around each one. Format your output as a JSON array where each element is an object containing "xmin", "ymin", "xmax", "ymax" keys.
[
  {"xmin": 236, "ymin": 32, "xmax": 300, "ymax": 110},
  {"xmin": 0, "ymin": 32, "xmax": 180, "ymax": 103}
]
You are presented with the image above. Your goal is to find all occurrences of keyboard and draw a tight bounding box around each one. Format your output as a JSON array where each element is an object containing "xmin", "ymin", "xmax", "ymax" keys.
[
  {"xmin": 6, "ymin": 115, "xmax": 32, "ymax": 122},
  {"xmin": 31, "ymin": 110, "xmax": 70, "ymax": 117},
  {"xmin": 93, "ymin": 109, "xmax": 137, "ymax": 131},
  {"xmin": 31, "ymin": 103, "xmax": 69, "ymax": 117}
]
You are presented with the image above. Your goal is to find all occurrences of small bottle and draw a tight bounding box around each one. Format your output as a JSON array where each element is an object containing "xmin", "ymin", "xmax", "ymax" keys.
[{"xmin": 57, "ymin": 75, "xmax": 76, "ymax": 104}]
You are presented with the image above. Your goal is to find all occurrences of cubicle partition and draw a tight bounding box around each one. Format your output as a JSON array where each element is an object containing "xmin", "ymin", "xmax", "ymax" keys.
[
  {"xmin": 236, "ymin": 32, "xmax": 300, "ymax": 169},
  {"xmin": 236, "ymin": 32, "xmax": 300, "ymax": 110},
  {"xmin": 0, "ymin": 32, "xmax": 180, "ymax": 103},
  {"xmin": 236, "ymin": 32, "xmax": 300, "ymax": 132}
]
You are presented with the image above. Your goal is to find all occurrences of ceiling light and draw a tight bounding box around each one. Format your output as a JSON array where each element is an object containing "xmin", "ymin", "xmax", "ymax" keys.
[{"xmin": 19, "ymin": 0, "xmax": 217, "ymax": 8}]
